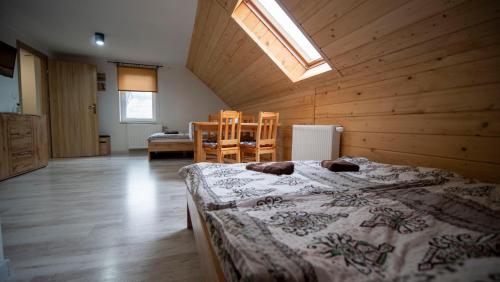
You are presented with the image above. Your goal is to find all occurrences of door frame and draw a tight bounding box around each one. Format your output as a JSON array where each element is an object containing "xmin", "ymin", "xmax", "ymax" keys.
[{"xmin": 16, "ymin": 40, "xmax": 52, "ymax": 157}]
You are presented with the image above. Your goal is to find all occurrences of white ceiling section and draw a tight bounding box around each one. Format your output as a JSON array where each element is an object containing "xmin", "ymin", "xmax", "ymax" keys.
[{"xmin": 0, "ymin": 0, "xmax": 198, "ymax": 65}]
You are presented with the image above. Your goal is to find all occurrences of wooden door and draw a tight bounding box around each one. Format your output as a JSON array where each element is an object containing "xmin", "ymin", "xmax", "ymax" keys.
[{"xmin": 49, "ymin": 60, "xmax": 99, "ymax": 157}]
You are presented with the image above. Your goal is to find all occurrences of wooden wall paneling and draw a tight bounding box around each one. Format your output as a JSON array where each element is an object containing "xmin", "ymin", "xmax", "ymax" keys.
[
  {"xmin": 320, "ymin": 0, "xmax": 467, "ymax": 56},
  {"xmin": 342, "ymin": 146, "xmax": 500, "ymax": 183},
  {"xmin": 226, "ymin": 75, "xmax": 289, "ymax": 106},
  {"xmin": 194, "ymin": 3, "xmax": 232, "ymax": 77},
  {"xmin": 281, "ymin": 0, "xmax": 330, "ymax": 24},
  {"xmin": 333, "ymin": 0, "xmax": 500, "ymax": 70},
  {"xmin": 323, "ymin": 44, "xmax": 500, "ymax": 94},
  {"xmin": 215, "ymin": 0, "xmax": 238, "ymax": 13},
  {"xmin": 192, "ymin": 1, "xmax": 226, "ymax": 74},
  {"xmin": 199, "ymin": 21, "xmax": 239, "ymax": 82},
  {"xmin": 315, "ymin": 83, "xmax": 500, "ymax": 119},
  {"xmin": 337, "ymin": 20, "xmax": 500, "ymax": 78},
  {"xmin": 315, "ymin": 111, "xmax": 500, "ymax": 137},
  {"xmin": 309, "ymin": 0, "xmax": 408, "ymax": 47},
  {"xmin": 186, "ymin": 0, "xmax": 500, "ymax": 182},
  {"xmin": 186, "ymin": 0, "xmax": 214, "ymax": 70},
  {"xmin": 315, "ymin": 52, "xmax": 500, "ymax": 107},
  {"xmin": 209, "ymin": 39, "xmax": 262, "ymax": 93},
  {"xmin": 204, "ymin": 29, "xmax": 249, "ymax": 86},
  {"xmin": 221, "ymin": 64, "xmax": 288, "ymax": 105},
  {"xmin": 342, "ymin": 132, "xmax": 500, "ymax": 164},
  {"xmin": 218, "ymin": 55, "xmax": 276, "ymax": 100}
]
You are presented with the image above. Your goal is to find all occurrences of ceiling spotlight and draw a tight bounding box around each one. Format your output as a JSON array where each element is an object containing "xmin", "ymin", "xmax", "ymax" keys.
[{"xmin": 95, "ymin": 32, "xmax": 105, "ymax": 46}]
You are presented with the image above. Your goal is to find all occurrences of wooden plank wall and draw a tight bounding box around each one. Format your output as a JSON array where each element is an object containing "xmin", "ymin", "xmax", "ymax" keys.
[{"xmin": 186, "ymin": 0, "xmax": 500, "ymax": 182}]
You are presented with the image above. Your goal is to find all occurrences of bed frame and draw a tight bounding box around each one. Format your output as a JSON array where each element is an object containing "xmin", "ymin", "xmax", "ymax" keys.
[
  {"xmin": 187, "ymin": 192, "xmax": 225, "ymax": 282},
  {"xmin": 147, "ymin": 140, "xmax": 194, "ymax": 161}
]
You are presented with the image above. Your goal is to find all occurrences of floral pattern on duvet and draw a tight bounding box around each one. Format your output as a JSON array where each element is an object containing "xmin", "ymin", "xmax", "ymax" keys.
[
  {"xmin": 206, "ymin": 182, "xmax": 500, "ymax": 282},
  {"xmin": 178, "ymin": 157, "xmax": 455, "ymax": 216},
  {"xmin": 179, "ymin": 157, "xmax": 500, "ymax": 282}
]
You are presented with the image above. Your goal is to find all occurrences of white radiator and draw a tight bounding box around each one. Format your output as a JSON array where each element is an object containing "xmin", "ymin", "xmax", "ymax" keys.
[
  {"xmin": 291, "ymin": 125, "xmax": 343, "ymax": 161},
  {"xmin": 127, "ymin": 124, "xmax": 162, "ymax": 149}
]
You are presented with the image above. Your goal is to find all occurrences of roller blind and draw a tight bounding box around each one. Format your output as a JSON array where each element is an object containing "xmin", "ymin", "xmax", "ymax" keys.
[{"xmin": 117, "ymin": 66, "xmax": 158, "ymax": 92}]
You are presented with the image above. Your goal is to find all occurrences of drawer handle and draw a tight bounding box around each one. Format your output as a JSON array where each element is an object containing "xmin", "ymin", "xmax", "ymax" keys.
[{"xmin": 10, "ymin": 132, "xmax": 32, "ymax": 137}]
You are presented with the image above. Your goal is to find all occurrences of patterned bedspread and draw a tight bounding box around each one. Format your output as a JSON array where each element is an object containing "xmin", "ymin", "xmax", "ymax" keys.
[
  {"xmin": 178, "ymin": 157, "xmax": 500, "ymax": 281},
  {"xmin": 207, "ymin": 180, "xmax": 500, "ymax": 281},
  {"xmin": 179, "ymin": 157, "xmax": 455, "ymax": 215},
  {"xmin": 148, "ymin": 132, "xmax": 191, "ymax": 141}
]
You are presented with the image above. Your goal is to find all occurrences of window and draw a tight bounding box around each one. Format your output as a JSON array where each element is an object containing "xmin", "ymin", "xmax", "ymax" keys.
[
  {"xmin": 116, "ymin": 65, "xmax": 158, "ymax": 123},
  {"xmin": 232, "ymin": 0, "xmax": 332, "ymax": 82},
  {"xmin": 119, "ymin": 91, "xmax": 156, "ymax": 123}
]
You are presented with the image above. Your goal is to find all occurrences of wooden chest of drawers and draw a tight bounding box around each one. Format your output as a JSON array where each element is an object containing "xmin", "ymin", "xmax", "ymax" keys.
[{"xmin": 0, "ymin": 113, "xmax": 48, "ymax": 181}]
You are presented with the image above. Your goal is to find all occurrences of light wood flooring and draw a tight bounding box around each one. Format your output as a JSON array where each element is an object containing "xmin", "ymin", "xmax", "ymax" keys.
[{"xmin": 0, "ymin": 155, "xmax": 202, "ymax": 282}]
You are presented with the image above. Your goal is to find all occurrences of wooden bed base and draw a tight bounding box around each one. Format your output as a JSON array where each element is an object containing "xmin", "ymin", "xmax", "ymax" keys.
[
  {"xmin": 147, "ymin": 140, "xmax": 193, "ymax": 161},
  {"xmin": 187, "ymin": 192, "xmax": 225, "ymax": 282}
]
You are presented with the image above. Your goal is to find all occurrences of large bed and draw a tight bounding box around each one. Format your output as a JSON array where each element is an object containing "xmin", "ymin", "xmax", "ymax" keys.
[
  {"xmin": 147, "ymin": 132, "xmax": 193, "ymax": 160},
  {"xmin": 179, "ymin": 157, "xmax": 500, "ymax": 282}
]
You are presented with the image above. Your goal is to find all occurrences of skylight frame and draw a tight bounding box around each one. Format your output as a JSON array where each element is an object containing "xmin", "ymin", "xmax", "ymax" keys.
[{"xmin": 244, "ymin": 0, "xmax": 328, "ymax": 70}]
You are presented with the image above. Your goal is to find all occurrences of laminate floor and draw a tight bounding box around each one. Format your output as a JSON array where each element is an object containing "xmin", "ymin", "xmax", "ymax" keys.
[{"xmin": 0, "ymin": 155, "xmax": 202, "ymax": 282}]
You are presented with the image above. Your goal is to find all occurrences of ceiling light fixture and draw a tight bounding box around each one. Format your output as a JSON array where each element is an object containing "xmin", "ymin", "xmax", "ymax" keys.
[{"xmin": 95, "ymin": 32, "xmax": 105, "ymax": 46}]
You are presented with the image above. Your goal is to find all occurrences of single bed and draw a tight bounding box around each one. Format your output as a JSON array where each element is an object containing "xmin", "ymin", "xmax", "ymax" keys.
[
  {"xmin": 147, "ymin": 132, "xmax": 194, "ymax": 160},
  {"xmin": 180, "ymin": 157, "xmax": 500, "ymax": 282}
]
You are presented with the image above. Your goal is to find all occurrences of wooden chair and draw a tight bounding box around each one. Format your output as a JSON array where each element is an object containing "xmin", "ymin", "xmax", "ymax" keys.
[
  {"xmin": 203, "ymin": 110, "xmax": 242, "ymax": 163},
  {"xmin": 241, "ymin": 112, "xmax": 279, "ymax": 162},
  {"xmin": 207, "ymin": 113, "xmax": 219, "ymax": 142},
  {"xmin": 242, "ymin": 115, "xmax": 255, "ymax": 123},
  {"xmin": 208, "ymin": 114, "xmax": 219, "ymax": 122},
  {"xmin": 241, "ymin": 114, "xmax": 256, "ymax": 141}
]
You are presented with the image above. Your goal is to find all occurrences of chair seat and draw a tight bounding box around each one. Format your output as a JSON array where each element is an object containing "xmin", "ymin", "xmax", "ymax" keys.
[
  {"xmin": 240, "ymin": 141, "xmax": 274, "ymax": 148},
  {"xmin": 240, "ymin": 141, "xmax": 256, "ymax": 147},
  {"xmin": 203, "ymin": 142, "xmax": 241, "ymax": 149},
  {"xmin": 202, "ymin": 141, "xmax": 218, "ymax": 148}
]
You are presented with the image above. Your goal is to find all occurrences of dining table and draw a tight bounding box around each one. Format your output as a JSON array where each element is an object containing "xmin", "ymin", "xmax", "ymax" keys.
[{"xmin": 191, "ymin": 121, "xmax": 277, "ymax": 162}]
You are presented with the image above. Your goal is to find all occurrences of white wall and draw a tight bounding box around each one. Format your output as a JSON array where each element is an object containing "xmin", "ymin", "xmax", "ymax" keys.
[
  {"xmin": 0, "ymin": 27, "xmax": 20, "ymax": 113},
  {"xmin": 0, "ymin": 62, "xmax": 19, "ymax": 113},
  {"xmin": 59, "ymin": 56, "xmax": 229, "ymax": 152},
  {"xmin": 0, "ymin": 24, "xmax": 51, "ymax": 113}
]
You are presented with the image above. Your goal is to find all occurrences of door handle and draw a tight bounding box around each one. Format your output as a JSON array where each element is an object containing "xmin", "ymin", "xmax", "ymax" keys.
[{"xmin": 88, "ymin": 104, "xmax": 96, "ymax": 114}]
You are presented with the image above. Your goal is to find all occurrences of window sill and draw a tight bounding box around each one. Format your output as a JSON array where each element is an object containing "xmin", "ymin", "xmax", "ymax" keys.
[{"xmin": 120, "ymin": 121, "xmax": 158, "ymax": 124}]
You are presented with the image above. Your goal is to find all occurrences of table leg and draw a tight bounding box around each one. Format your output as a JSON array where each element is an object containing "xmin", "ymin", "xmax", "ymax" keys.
[{"xmin": 194, "ymin": 129, "xmax": 203, "ymax": 162}]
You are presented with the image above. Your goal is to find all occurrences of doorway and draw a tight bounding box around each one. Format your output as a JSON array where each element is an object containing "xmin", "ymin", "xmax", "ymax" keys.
[
  {"xmin": 19, "ymin": 48, "xmax": 43, "ymax": 115},
  {"xmin": 16, "ymin": 41, "xmax": 51, "ymax": 156}
]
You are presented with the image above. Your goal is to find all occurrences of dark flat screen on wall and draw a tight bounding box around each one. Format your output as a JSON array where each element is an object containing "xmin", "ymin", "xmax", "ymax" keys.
[{"xmin": 0, "ymin": 41, "xmax": 17, "ymax": 78}]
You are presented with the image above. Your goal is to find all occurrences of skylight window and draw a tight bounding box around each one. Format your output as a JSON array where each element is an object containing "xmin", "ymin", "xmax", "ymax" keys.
[
  {"xmin": 232, "ymin": 0, "xmax": 332, "ymax": 82},
  {"xmin": 252, "ymin": 0, "xmax": 322, "ymax": 64}
]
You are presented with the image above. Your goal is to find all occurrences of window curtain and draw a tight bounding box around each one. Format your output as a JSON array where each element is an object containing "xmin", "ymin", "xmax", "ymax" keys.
[{"xmin": 117, "ymin": 66, "xmax": 158, "ymax": 92}]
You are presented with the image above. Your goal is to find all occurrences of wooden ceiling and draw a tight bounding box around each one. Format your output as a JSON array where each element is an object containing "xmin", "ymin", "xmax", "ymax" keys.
[{"xmin": 187, "ymin": 0, "xmax": 500, "ymax": 182}]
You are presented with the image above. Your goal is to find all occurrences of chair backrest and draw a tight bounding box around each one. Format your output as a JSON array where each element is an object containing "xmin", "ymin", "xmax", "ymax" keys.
[
  {"xmin": 207, "ymin": 113, "xmax": 219, "ymax": 140},
  {"xmin": 256, "ymin": 112, "xmax": 279, "ymax": 148},
  {"xmin": 217, "ymin": 110, "xmax": 242, "ymax": 147},
  {"xmin": 208, "ymin": 113, "xmax": 219, "ymax": 122},
  {"xmin": 242, "ymin": 115, "xmax": 256, "ymax": 123}
]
